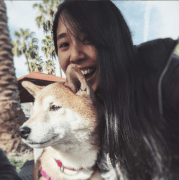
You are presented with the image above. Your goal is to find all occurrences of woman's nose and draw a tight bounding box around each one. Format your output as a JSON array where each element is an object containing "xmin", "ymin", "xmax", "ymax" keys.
[{"xmin": 70, "ymin": 43, "xmax": 86, "ymax": 64}]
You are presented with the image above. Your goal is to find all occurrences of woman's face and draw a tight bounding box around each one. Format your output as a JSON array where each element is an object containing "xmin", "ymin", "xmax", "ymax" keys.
[{"xmin": 56, "ymin": 18, "xmax": 100, "ymax": 92}]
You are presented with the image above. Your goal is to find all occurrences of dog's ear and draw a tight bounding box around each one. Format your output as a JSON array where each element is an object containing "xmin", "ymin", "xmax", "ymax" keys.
[
  {"xmin": 22, "ymin": 81, "xmax": 44, "ymax": 98},
  {"xmin": 64, "ymin": 64, "xmax": 91, "ymax": 96}
]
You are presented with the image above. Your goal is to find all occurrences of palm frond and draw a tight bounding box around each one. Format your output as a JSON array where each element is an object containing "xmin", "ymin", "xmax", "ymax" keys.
[
  {"xmin": 35, "ymin": 15, "xmax": 45, "ymax": 28},
  {"xmin": 33, "ymin": 3, "xmax": 38, "ymax": 8}
]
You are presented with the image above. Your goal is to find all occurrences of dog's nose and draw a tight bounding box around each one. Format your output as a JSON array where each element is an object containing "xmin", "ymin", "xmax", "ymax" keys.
[{"xmin": 19, "ymin": 126, "xmax": 31, "ymax": 139}]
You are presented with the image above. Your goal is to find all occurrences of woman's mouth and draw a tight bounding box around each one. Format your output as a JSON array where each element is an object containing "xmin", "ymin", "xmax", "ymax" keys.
[{"xmin": 80, "ymin": 67, "xmax": 96, "ymax": 80}]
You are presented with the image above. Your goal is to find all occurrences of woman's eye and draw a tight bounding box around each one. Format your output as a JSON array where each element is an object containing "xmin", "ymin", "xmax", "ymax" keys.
[
  {"xmin": 59, "ymin": 43, "xmax": 69, "ymax": 48},
  {"xmin": 50, "ymin": 105, "xmax": 61, "ymax": 111}
]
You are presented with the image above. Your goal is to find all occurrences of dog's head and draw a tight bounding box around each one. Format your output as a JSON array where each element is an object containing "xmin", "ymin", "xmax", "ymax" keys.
[{"xmin": 20, "ymin": 65, "xmax": 100, "ymax": 151}]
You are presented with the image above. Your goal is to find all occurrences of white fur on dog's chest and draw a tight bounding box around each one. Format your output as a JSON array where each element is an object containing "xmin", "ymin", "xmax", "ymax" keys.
[
  {"xmin": 47, "ymin": 144, "xmax": 98, "ymax": 169},
  {"xmin": 40, "ymin": 147, "xmax": 96, "ymax": 179}
]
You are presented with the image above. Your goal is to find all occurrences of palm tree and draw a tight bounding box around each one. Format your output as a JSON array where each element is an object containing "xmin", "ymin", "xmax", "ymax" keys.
[
  {"xmin": 26, "ymin": 38, "xmax": 39, "ymax": 72},
  {"xmin": 0, "ymin": 0, "xmax": 26, "ymax": 154},
  {"xmin": 43, "ymin": 59, "xmax": 56, "ymax": 75},
  {"xmin": 35, "ymin": 55, "xmax": 44, "ymax": 72},
  {"xmin": 41, "ymin": 35, "xmax": 58, "ymax": 75},
  {"xmin": 33, "ymin": 0, "xmax": 61, "ymax": 34},
  {"xmin": 29, "ymin": 56, "xmax": 44, "ymax": 72},
  {"xmin": 33, "ymin": 0, "xmax": 63, "ymax": 77},
  {"xmin": 12, "ymin": 29, "xmax": 38, "ymax": 73}
]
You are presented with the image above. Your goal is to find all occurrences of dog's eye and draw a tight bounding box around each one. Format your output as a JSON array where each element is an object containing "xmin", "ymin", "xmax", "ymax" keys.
[{"xmin": 50, "ymin": 105, "xmax": 61, "ymax": 111}]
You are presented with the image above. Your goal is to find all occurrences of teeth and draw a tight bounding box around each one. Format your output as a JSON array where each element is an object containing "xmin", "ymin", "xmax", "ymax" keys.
[{"xmin": 81, "ymin": 68, "xmax": 94, "ymax": 75}]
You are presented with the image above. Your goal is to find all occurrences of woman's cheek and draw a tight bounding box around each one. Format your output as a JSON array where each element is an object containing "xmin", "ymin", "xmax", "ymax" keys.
[{"xmin": 58, "ymin": 54, "xmax": 68, "ymax": 73}]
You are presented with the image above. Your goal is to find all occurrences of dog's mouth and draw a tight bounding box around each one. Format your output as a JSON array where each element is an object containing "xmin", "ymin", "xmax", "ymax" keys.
[{"xmin": 25, "ymin": 135, "xmax": 59, "ymax": 148}]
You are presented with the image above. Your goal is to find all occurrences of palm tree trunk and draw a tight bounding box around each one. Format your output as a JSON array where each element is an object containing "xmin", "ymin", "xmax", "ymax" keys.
[
  {"xmin": 25, "ymin": 55, "xmax": 31, "ymax": 73},
  {"xmin": 0, "ymin": 0, "xmax": 26, "ymax": 154},
  {"xmin": 59, "ymin": 63, "xmax": 62, "ymax": 77}
]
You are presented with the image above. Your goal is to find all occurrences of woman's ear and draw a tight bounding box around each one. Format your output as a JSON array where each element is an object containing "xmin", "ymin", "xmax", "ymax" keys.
[
  {"xmin": 64, "ymin": 64, "xmax": 91, "ymax": 96},
  {"xmin": 21, "ymin": 81, "xmax": 44, "ymax": 98}
]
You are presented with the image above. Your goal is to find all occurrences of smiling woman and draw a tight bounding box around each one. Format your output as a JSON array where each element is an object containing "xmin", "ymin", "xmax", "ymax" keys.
[
  {"xmin": 56, "ymin": 17, "xmax": 99, "ymax": 92},
  {"xmin": 52, "ymin": 1, "xmax": 179, "ymax": 180}
]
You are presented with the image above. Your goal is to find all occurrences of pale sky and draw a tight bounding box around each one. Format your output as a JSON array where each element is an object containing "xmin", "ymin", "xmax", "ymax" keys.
[{"xmin": 5, "ymin": 1, "xmax": 179, "ymax": 79}]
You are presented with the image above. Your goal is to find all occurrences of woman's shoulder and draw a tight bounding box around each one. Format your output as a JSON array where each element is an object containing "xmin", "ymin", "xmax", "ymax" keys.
[
  {"xmin": 136, "ymin": 38, "xmax": 178, "ymax": 72},
  {"xmin": 136, "ymin": 38, "xmax": 179, "ymax": 115},
  {"xmin": 137, "ymin": 38, "xmax": 176, "ymax": 50}
]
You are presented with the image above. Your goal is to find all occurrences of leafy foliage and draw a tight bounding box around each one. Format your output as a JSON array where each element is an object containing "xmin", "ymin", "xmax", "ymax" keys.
[
  {"xmin": 44, "ymin": 59, "xmax": 56, "ymax": 75},
  {"xmin": 13, "ymin": 0, "xmax": 64, "ymax": 76},
  {"xmin": 12, "ymin": 29, "xmax": 39, "ymax": 73},
  {"xmin": 33, "ymin": 0, "xmax": 63, "ymax": 76},
  {"xmin": 41, "ymin": 35, "xmax": 56, "ymax": 59},
  {"xmin": 29, "ymin": 56, "xmax": 44, "ymax": 72},
  {"xmin": 174, "ymin": 44, "xmax": 179, "ymax": 56},
  {"xmin": 9, "ymin": 158, "xmax": 25, "ymax": 173},
  {"xmin": 33, "ymin": 0, "xmax": 61, "ymax": 34}
]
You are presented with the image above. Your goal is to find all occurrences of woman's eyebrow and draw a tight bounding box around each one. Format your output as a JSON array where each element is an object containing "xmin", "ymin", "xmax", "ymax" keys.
[{"xmin": 57, "ymin": 33, "xmax": 67, "ymax": 41}]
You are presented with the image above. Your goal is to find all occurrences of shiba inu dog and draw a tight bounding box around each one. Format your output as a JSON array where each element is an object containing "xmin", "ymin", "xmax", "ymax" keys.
[{"xmin": 19, "ymin": 64, "xmax": 102, "ymax": 180}]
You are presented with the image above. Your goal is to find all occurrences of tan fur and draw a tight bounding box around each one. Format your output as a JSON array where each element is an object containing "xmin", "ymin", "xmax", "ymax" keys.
[
  {"xmin": 20, "ymin": 76, "xmax": 102, "ymax": 180},
  {"xmin": 33, "ymin": 158, "xmax": 41, "ymax": 180}
]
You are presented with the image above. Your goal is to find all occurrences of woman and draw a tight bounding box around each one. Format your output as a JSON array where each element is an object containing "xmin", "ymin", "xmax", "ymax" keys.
[{"xmin": 53, "ymin": 1, "xmax": 179, "ymax": 180}]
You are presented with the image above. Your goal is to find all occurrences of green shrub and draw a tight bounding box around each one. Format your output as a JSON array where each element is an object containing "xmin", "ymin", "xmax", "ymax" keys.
[{"xmin": 9, "ymin": 158, "xmax": 25, "ymax": 173}]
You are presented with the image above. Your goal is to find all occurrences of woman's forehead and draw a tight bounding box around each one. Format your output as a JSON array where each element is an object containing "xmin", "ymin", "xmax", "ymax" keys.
[
  {"xmin": 56, "ymin": 17, "xmax": 85, "ymax": 40},
  {"xmin": 57, "ymin": 18, "xmax": 67, "ymax": 35}
]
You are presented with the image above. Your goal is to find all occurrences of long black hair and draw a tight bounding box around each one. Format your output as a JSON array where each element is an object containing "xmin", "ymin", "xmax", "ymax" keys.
[{"xmin": 53, "ymin": 1, "xmax": 175, "ymax": 179}]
